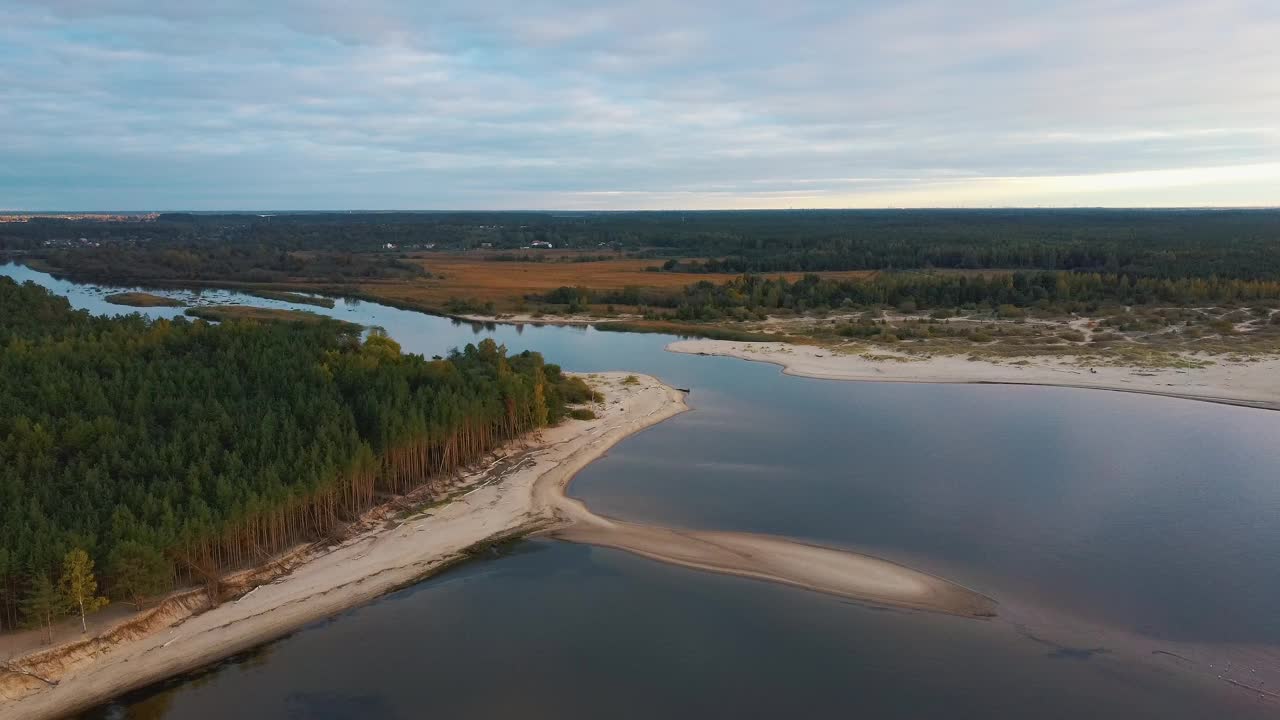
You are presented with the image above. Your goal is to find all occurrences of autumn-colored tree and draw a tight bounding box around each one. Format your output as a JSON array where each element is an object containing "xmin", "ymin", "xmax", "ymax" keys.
[{"xmin": 60, "ymin": 549, "xmax": 109, "ymax": 633}]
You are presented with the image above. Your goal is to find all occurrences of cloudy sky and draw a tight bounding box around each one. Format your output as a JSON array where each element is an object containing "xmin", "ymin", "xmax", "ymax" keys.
[{"xmin": 2, "ymin": 0, "xmax": 1278, "ymax": 210}]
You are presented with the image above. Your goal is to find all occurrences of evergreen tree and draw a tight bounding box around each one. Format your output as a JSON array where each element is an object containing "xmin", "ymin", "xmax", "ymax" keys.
[
  {"xmin": 108, "ymin": 541, "xmax": 170, "ymax": 607},
  {"xmin": 0, "ymin": 277, "xmax": 588, "ymax": 629},
  {"xmin": 22, "ymin": 575, "xmax": 64, "ymax": 644}
]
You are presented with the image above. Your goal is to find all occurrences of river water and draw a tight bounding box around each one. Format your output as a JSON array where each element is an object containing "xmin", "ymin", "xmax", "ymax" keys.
[{"xmin": 3, "ymin": 264, "xmax": 1278, "ymax": 719}]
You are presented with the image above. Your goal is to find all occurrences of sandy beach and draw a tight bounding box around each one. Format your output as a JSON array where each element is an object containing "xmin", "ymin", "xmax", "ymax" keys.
[{"xmin": 667, "ymin": 339, "xmax": 1280, "ymax": 411}]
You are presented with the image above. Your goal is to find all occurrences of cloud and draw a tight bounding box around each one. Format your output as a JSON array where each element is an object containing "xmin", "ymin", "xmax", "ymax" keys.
[{"xmin": 1, "ymin": 0, "xmax": 1278, "ymax": 209}]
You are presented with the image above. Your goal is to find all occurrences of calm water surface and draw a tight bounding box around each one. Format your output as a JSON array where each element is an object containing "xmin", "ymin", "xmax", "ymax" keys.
[{"xmin": 3, "ymin": 264, "xmax": 1277, "ymax": 718}]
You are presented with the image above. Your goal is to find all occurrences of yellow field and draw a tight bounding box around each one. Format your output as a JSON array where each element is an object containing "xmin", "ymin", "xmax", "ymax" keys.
[{"xmin": 349, "ymin": 253, "xmax": 876, "ymax": 312}]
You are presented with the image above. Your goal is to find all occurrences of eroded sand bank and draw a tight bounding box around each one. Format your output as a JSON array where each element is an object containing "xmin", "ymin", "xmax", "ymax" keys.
[{"xmin": 666, "ymin": 339, "xmax": 1280, "ymax": 411}]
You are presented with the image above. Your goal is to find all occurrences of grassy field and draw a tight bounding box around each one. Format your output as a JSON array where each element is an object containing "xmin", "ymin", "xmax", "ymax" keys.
[
  {"xmin": 347, "ymin": 253, "xmax": 875, "ymax": 314},
  {"xmin": 244, "ymin": 289, "xmax": 336, "ymax": 308},
  {"xmin": 185, "ymin": 305, "xmax": 360, "ymax": 331},
  {"xmin": 104, "ymin": 291, "xmax": 184, "ymax": 308}
]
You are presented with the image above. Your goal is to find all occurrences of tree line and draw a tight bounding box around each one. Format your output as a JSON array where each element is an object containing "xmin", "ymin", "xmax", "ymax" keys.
[
  {"xmin": 0, "ymin": 277, "xmax": 587, "ymax": 639},
  {"xmin": 532, "ymin": 271, "xmax": 1280, "ymax": 321},
  {"xmin": 9, "ymin": 208, "xmax": 1280, "ymax": 283},
  {"xmin": 662, "ymin": 272, "xmax": 1280, "ymax": 320}
]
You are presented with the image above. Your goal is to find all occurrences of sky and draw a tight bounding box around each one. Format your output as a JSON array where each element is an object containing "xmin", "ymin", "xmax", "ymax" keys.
[{"xmin": 2, "ymin": 0, "xmax": 1278, "ymax": 210}]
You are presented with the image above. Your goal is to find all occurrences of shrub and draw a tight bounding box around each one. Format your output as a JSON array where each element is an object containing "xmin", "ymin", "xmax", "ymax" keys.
[
  {"xmin": 568, "ymin": 408, "xmax": 597, "ymax": 421},
  {"xmin": 560, "ymin": 376, "xmax": 595, "ymax": 403}
]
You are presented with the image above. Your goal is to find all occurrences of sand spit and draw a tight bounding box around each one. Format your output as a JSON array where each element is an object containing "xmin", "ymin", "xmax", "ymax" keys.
[
  {"xmin": 1, "ymin": 371, "xmax": 996, "ymax": 719},
  {"xmin": 556, "ymin": 522, "xmax": 995, "ymax": 617},
  {"xmin": 666, "ymin": 339, "xmax": 1280, "ymax": 411}
]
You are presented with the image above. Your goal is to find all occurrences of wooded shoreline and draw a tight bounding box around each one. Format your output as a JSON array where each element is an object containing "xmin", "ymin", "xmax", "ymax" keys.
[{"xmin": 0, "ymin": 373, "xmax": 685, "ymax": 719}]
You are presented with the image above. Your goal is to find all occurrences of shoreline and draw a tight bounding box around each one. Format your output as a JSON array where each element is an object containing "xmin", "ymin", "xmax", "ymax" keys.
[
  {"xmin": 2, "ymin": 369, "xmax": 1001, "ymax": 719},
  {"xmin": 666, "ymin": 339, "xmax": 1280, "ymax": 412},
  {"xmin": 0, "ymin": 373, "xmax": 682, "ymax": 719}
]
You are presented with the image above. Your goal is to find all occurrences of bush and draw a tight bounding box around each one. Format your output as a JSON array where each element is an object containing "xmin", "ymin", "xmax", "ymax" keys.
[
  {"xmin": 558, "ymin": 376, "xmax": 594, "ymax": 404},
  {"xmin": 1208, "ymin": 319, "xmax": 1236, "ymax": 334},
  {"xmin": 568, "ymin": 408, "xmax": 597, "ymax": 421},
  {"xmin": 622, "ymin": 375, "xmax": 640, "ymax": 385}
]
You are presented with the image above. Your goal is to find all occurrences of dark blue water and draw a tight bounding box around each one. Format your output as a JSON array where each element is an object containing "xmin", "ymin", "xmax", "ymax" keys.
[{"xmin": 4, "ymin": 264, "xmax": 1277, "ymax": 718}]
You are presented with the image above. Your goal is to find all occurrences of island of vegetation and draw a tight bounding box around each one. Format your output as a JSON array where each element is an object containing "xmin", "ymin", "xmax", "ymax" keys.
[
  {"xmin": 183, "ymin": 304, "xmax": 356, "ymax": 328},
  {"xmin": 243, "ymin": 289, "xmax": 335, "ymax": 308},
  {"xmin": 102, "ymin": 291, "xmax": 184, "ymax": 308}
]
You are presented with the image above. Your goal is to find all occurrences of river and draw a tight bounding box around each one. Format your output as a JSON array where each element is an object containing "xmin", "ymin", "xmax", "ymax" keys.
[{"xmin": 3, "ymin": 263, "xmax": 1278, "ymax": 719}]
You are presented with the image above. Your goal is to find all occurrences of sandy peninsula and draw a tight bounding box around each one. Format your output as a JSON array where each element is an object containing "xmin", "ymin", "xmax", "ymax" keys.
[
  {"xmin": 2, "ymin": 370, "xmax": 996, "ymax": 719},
  {"xmin": 667, "ymin": 339, "xmax": 1280, "ymax": 411}
]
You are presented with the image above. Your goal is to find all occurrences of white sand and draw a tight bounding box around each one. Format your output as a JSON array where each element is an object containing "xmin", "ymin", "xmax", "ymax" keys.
[
  {"xmin": 554, "ymin": 522, "xmax": 994, "ymax": 617},
  {"xmin": 667, "ymin": 340, "xmax": 1280, "ymax": 411}
]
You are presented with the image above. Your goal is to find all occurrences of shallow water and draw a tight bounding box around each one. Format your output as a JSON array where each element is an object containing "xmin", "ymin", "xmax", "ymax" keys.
[{"xmin": 4, "ymin": 264, "xmax": 1277, "ymax": 718}]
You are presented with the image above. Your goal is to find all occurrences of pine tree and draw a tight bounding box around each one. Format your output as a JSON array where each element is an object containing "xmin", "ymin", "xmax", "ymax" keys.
[
  {"xmin": 22, "ymin": 575, "xmax": 64, "ymax": 644},
  {"xmin": 109, "ymin": 541, "xmax": 170, "ymax": 607}
]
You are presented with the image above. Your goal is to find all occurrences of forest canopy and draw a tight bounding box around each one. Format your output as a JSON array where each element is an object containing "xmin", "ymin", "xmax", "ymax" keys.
[{"xmin": 0, "ymin": 277, "xmax": 586, "ymax": 634}]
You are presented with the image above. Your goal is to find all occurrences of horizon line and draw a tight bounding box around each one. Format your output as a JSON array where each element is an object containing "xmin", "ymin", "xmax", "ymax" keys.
[{"xmin": 3, "ymin": 205, "xmax": 1280, "ymax": 215}]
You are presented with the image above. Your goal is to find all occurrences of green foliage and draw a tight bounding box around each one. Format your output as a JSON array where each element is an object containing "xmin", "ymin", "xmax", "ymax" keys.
[
  {"xmin": 0, "ymin": 547, "xmax": 12, "ymax": 632},
  {"xmin": 568, "ymin": 408, "xmax": 597, "ymax": 421},
  {"xmin": 108, "ymin": 541, "xmax": 171, "ymax": 606},
  {"xmin": 622, "ymin": 375, "xmax": 640, "ymax": 385},
  {"xmin": 0, "ymin": 277, "xmax": 578, "ymax": 629},
  {"xmin": 663, "ymin": 272, "xmax": 1280, "ymax": 320},
  {"xmin": 22, "ymin": 575, "xmax": 65, "ymax": 643},
  {"xmin": 559, "ymin": 376, "xmax": 595, "ymax": 404}
]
